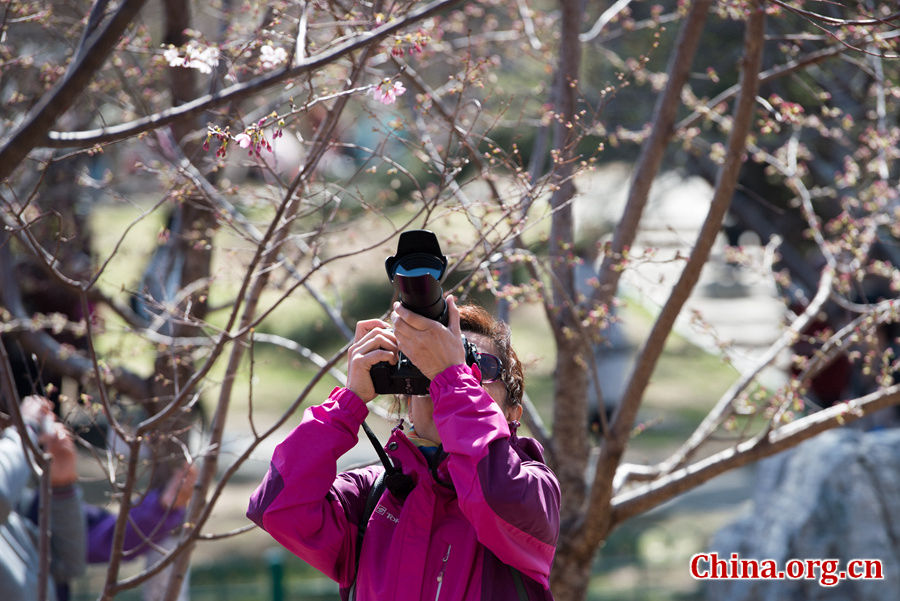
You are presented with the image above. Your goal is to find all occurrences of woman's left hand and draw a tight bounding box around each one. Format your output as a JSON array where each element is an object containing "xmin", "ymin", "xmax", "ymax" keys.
[{"xmin": 392, "ymin": 295, "xmax": 465, "ymax": 380}]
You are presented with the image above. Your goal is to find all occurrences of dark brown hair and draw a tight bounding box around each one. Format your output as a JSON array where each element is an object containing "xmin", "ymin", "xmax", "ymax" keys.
[{"xmin": 458, "ymin": 304, "xmax": 524, "ymax": 410}]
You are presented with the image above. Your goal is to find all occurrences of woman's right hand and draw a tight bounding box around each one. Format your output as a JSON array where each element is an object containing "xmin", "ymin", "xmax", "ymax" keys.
[{"xmin": 346, "ymin": 319, "xmax": 399, "ymax": 403}]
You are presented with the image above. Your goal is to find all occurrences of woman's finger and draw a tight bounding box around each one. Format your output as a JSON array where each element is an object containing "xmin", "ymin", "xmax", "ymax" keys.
[
  {"xmin": 350, "ymin": 328, "xmax": 398, "ymax": 355},
  {"xmin": 353, "ymin": 319, "xmax": 392, "ymax": 342},
  {"xmin": 350, "ymin": 348, "xmax": 397, "ymax": 370},
  {"xmin": 446, "ymin": 295, "xmax": 461, "ymax": 340},
  {"xmin": 352, "ymin": 332, "xmax": 399, "ymax": 358}
]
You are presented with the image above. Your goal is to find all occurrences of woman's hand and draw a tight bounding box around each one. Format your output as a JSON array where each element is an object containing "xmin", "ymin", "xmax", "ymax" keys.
[
  {"xmin": 392, "ymin": 295, "xmax": 465, "ymax": 380},
  {"xmin": 346, "ymin": 319, "xmax": 399, "ymax": 403},
  {"xmin": 21, "ymin": 395, "xmax": 53, "ymax": 429},
  {"xmin": 41, "ymin": 422, "xmax": 79, "ymax": 488}
]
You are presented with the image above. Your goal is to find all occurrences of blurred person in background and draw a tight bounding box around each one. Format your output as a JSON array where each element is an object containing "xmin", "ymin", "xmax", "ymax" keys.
[
  {"xmin": 50, "ymin": 461, "xmax": 197, "ymax": 601},
  {"xmin": 3, "ymin": 393, "xmax": 197, "ymax": 601},
  {"xmin": 1, "ymin": 395, "xmax": 85, "ymax": 601}
]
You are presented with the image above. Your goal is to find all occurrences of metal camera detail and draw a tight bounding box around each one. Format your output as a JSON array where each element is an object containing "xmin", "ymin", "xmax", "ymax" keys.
[{"xmin": 370, "ymin": 230, "xmax": 478, "ymax": 395}]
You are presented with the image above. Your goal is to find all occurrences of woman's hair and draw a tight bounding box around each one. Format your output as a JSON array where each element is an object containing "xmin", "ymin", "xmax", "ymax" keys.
[{"xmin": 458, "ymin": 304, "xmax": 524, "ymax": 410}]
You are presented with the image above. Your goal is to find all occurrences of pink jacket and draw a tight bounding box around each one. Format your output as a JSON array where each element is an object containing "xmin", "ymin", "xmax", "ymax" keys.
[{"xmin": 247, "ymin": 364, "xmax": 560, "ymax": 601}]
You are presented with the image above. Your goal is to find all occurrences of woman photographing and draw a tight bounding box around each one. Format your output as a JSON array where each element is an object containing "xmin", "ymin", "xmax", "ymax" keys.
[{"xmin": 248, "ymin": 296, "xmax": 560, "ymax": 600}]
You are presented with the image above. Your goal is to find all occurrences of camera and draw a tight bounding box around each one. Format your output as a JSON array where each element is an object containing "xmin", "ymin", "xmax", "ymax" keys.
[{"xmin": 370, "ymin": 230, "xmax": 478, "ymax": 395}]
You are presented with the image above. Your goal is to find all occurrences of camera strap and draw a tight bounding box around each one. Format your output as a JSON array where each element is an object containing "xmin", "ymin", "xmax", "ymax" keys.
[
  {"xmin": 361, "ymin": 420, "xmax": 394, "ymax": 472},
  {"xmin": 360, "ymin": 420, "xmax": 415, "ymax": 500}
]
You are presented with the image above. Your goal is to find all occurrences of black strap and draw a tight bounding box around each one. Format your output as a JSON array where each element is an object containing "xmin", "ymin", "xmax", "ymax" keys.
[
  {"xmin": 355, "ymin": 470, "xmax": 386, "ymax": 569},
  {"xmin": 361, "ymin": 420, "xmax": 415, "ymax": 499},
  {"xmin": 351, "ymin": 470, "xmax": 387, "ymax": 601},
  {"xmin": 510, "ymin": 565, "xmax": 529, "ymax": 601},
  {"xmin": 361, "ymin": 421, "xmax": 394, "ymax": 472},
  {"xmin": 351, "ymin": 421, "xmax": 411, "ymax": 599}
]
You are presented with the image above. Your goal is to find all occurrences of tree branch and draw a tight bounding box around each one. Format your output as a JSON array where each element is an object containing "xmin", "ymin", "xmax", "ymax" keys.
[
  {"xmin": 156, "ymin": 128, "xmax": 355, "ymax": 341},
  {"xmin": 592, "ymin": 0, "xmax": 713, "ymax": 306},
  {"xmin": 0, "ymin": 0, "xmax": 150, "ymax": 182},
  {"xmin": 611, "ymin": 384, "xmax": 900, "ymax": 524},
  {"xmin": 653, "ymin": 268, "xmax": 834, "ymax": 477},
  {"xmin": 0, "ymin": 228, "xmax": 151, "ymax": 401},
  {"xmin": 42, "ymin": 0, "xmax": 465, "ymax": 150},
  {"xmin": 676, "ymin": 45, "xmax": 846, "ymax": 133},
  {"xmin": 584, "ymin": 0, "xmax": 763, "ymax": 556}
]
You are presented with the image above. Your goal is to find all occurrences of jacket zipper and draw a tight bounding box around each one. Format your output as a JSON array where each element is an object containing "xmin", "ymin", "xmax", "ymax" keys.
[{"xmin": 434, "ymin": 544, "xmax": 452, "ymax": 601}]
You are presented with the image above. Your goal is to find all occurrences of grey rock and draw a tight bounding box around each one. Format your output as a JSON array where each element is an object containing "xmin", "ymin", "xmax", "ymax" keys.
[{"xmin": 705, "ymin": 428, "xmax": 900, "ymax": 601}]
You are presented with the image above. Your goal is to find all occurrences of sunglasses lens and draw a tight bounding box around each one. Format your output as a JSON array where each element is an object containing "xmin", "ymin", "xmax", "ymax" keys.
[{"xmin": 478, "ymin": 353, "xmax": 503, "ymax": 383}]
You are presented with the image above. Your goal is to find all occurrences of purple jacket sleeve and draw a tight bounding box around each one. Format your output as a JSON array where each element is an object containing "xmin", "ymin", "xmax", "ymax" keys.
[
  {"xmin": 86, "ymin": 489, "xmax": 185, "ymax": 563},
  {"xmin": 430, "ymin": 364, "xmax": 560, "ymax": 586},
  {"xmin": 246, "ymin": 387, "xmax": 374, "ymax": 586}
]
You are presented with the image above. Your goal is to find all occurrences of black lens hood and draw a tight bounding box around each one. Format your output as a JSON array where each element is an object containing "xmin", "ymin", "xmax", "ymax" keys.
[{"xmin": 385, "ymin": 230, "xmax": 447, "ymax": 281}]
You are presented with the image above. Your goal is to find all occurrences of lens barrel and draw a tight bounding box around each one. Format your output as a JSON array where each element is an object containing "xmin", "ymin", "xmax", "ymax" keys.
[{"xmin": 372, "ymin": 230, "xmax": 450, "ymax": 394}]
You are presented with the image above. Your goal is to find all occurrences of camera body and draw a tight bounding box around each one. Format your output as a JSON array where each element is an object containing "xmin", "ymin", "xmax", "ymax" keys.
[
  {"xmin": 371, "ymin": 336, "xmax": 481, "ymax": 395},
  {"xmin": 370, "ymin": 230, "xmax": 478, "ymax": 395}
]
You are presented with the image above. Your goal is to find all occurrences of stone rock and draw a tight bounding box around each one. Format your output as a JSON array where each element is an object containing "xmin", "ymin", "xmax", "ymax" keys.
[{"xmin": 705, "ymin": 428, "xmax": 900, "ymax": 601}]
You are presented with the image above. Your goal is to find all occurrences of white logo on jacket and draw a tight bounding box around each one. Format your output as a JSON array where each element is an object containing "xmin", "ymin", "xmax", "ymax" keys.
[{"xmin": 374, "ymin": 504, "xmax": 399, "ymax": 524}]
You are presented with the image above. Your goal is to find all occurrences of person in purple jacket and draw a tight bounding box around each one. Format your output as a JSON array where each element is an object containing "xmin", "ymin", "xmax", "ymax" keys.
[
  {"xmin": 82, "ymin": 462, "xmax": 196, "ymax": 564},
  {"xmin": 248, "ymin": 298, "xmax": 560, "ymax": 601}
]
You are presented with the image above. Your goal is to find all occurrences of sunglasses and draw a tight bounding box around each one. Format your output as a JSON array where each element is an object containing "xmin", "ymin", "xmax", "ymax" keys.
[{"xmin": 475, "ymin": 352, "xmax": 504, "ymax": 384}]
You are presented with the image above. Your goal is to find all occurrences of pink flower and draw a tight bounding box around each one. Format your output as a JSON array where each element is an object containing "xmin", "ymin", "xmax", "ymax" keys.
[
  {"xmin": 371, "ymin": 80, "xmax": 406, "ymax": 105},
  {"xmin": 234, "ymin": 132, "xmax": 252, "ymax": 148}
]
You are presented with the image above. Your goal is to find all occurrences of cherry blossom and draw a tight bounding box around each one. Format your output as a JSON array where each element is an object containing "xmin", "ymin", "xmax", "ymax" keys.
[
  {"xmin": 260, "ymin": 44, "xmax": 288, "ymax": 70},
  {"xmin": 163, "ymin": 42, "xmax": 220, "ymax": 74},
  {"xmin": 234, "ymin": 133, "xmax": 252, "ymax": 149},
  {"xmin": 370, "ymin": 80, "xmax": 406, "ymax": 105}
]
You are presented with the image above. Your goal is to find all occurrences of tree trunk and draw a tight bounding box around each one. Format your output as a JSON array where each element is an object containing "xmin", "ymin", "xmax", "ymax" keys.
[
  {"xmin": 547, "ymin": 1, "xmax": 591, "ymax": 598},
  {"xmin": 147, "ymin": 198, "xmax": 215, "ymax": 488},
  {"xmin": 145, "ymin": 0, "xmax": 208, "ymax": 489},
  {"xmin": 550, "ymin": 538, "xmax": 594, "ymax": 601}
]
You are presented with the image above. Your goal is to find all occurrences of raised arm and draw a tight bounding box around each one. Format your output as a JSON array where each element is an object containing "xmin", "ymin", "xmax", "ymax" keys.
[
  {"xmin": 247, "ymin": 387, "xmax": 380, "ymax": 585},
  {"xmin": 431, "ymin": 365, "xmax": 560, "ymax": 586}
]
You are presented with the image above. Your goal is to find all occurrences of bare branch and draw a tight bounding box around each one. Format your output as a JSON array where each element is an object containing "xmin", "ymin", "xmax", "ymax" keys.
[
  {"xmin": 765, "ymin": 0, "xmax": 900, "ymax": 27},
  {"xmin": 157, "ymin": 128, "xmax": 355, "ymax": 341},
  {"xmin": 653, "ymin": 268, "xmax": 834, "ymax": 478},
  {"xmin": 0, "ymin": 0, "xmax": 150, "ymax": 181},
  {"xmin": 586, "ymin": 0, "xmax": 764, "ymax": 553},
  {"xmin": 611, "ymin": 384, "xmax": 900, "ymax": 524},
  {"xmin": 100, "ymin": 439, "xmax": 142, "ymax": 601},
  {"xmin": 42, "ymin": 0, "xmax": 466, "ymax": 150},
  {"xmin": 515, "ymin": 0, "xmax": 543, "ymax": 49},
  {"xmin": 676, "ymin": 45, "xmax": 846, "ymax": 133},
  {"xmin": 579, "ymin": 0, "xmax": 634, "ymax": 43},
  {"xmin": 593, "ymin": 0, "xmax": 714, "ymax": 306},
  {"xmin": 0, "ymin": 228, "xmax": 151, "ymax": 402}
]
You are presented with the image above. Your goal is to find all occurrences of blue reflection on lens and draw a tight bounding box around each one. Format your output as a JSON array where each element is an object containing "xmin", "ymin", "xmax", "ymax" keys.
[{"xmin": 395, "ymin": 265, "xmax": 443, "ymax": 279}]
